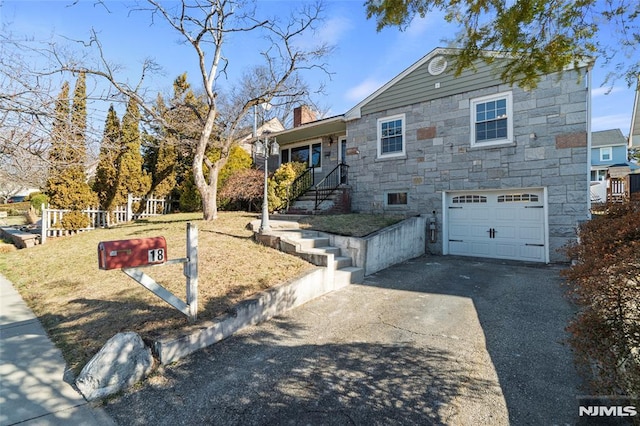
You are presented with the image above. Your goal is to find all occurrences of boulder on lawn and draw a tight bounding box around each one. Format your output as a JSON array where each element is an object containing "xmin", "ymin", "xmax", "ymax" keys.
[{"xmin": 75, "ymin": 332, "xmax": 154, "ymax": 401}]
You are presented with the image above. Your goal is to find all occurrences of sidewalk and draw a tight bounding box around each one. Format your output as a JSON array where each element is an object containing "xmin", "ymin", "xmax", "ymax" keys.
[{"xmin": 0, "ymin": 273, "xmax": 114, "ymax": 426}]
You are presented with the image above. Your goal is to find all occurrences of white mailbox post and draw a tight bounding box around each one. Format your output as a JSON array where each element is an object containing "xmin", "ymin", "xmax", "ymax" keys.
[{"xmin": 98, "ymin": 223, "xmax": 199, "ymax": 322}]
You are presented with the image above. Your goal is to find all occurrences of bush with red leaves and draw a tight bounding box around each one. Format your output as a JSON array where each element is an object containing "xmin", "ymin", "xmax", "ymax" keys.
[
  {"xmin": 562, "ymin": 196, "xmax": 640, "ymax": 399},
  {"xmin": 218, "ymin": 168, "xmax": 264, "ymax": 211}
]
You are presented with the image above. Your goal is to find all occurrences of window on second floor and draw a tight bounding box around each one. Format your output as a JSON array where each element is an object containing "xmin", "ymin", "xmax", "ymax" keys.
[
  {"xmin": 600, "ymin": 147, "xmax": 612, "ymax": 162},
  {"xmin": 377, "ymin": 114, "xmax": 405, "ymax": 158},
  {"xmin": 470, "ymin": 92, "xmax": 513, "ymax": 147}
]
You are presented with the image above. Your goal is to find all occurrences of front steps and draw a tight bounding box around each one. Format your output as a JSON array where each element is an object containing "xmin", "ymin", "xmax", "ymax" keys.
[
  {"xmin": 286, "ymin": 187, "xmax": 351, "ymax": 215},
  {"xmin": 251, "ymin": 222, "xmax": 364, "ymax": 285},
  {"xmin": 272, "ymin": 229, "xmax": 364, "ymax": 285}
]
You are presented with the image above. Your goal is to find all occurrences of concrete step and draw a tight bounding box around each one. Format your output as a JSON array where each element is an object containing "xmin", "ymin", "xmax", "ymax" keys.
[
  {"xmin": 295, "ymin": 194, "xmax": 341, "ymax": 204},
  {"xmin": 294, "ymin": 236, "xmax": 330, "ymax": 250},
  {"xmin": 272, "ymin": 229, "xmax": 319, "ymax": 239},
  {"xmin": 334, "ymin": 255, "xmax": 352, "ymax": 269},
  {"xmin": 288, "ymin": 188, "xmax": 345, "ymax": 215},
  {"xmin": 285, "ymin": 208, "xmax": 315, "ymax": 215},
  {"xmin": 289, "ymin": 199, "xmax": 316, "ymax": 206},
  {"xmin": 334, "ymin": 267, "xmax": 364, "ymax": 285},
  {"xmin": 304, "ymin": 246, "xmax": 341, "ymax": 256}
]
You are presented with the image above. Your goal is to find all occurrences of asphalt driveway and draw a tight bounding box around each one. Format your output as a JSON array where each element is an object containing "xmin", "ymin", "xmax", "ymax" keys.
[{"xmin": 102, "ymin": 256, "xmax": 581, "ymax": 425}]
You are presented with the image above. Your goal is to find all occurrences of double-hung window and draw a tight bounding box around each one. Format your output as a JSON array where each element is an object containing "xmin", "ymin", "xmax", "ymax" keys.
[
  {"xmin": 470, "ymin": 92, "xmax": 513, "ymax": 147},
  {"xmin": 600, "ymin": 147, "xmax": 612, "ymax": 162},
  {"xmin": 377, "ymin": 114, "xmax": 405, "ymax": 158}
]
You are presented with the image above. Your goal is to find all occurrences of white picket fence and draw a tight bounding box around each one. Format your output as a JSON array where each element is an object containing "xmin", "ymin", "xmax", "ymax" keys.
[{"xmin": 41, "ymin": 194, "xmax": 171, "ymax": 243}]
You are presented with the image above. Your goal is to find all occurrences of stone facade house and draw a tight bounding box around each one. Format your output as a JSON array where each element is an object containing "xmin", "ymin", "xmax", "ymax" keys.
[{"xmin": 274, "ymin": 48, "xmax": 593, "ymax": 263}]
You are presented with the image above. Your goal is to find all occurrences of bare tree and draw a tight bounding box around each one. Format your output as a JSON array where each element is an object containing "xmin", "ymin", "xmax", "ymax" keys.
[
  {"xmin": 0, "ymin": 27, "xmax": 105, "ymax": 191},
  {"xmin": 0, "ymin": 33, "xmax": 56, "ymax": 190},
  {"xmin": 44, "ymin": 0, "xmax": 332, "ymax": 220}
]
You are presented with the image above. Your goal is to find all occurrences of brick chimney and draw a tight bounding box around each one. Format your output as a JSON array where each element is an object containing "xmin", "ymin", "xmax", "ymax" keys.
[{"xmin": 293, "ymin": 105, "xmax": 317, "ymax": 127}]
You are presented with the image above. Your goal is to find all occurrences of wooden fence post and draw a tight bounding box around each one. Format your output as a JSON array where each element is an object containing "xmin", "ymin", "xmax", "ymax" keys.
[
  {"xmin": 41, "ymin": 203, "xmax": 48, "ymax": 244},
  {"xmin": 126, "ymin": 194, "xmax": 133, "ymax": 222}
]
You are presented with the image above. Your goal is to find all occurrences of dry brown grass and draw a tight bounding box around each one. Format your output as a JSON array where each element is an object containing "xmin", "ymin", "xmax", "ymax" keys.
[
  {"xmin": 0, "ymin": 212, "xmax": 313, "ymax": 373},
  {"xmin": 299, "ymin": 213, "xmax": 404, "ymax": 237}
]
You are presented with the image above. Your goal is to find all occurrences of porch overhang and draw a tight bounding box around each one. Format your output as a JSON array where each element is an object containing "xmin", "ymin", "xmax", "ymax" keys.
[{"xmin": 272, "ymin": 115, "xmax": 346, "ymax": 146}]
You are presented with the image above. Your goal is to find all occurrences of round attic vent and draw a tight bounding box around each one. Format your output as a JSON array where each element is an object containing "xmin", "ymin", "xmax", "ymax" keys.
[{"xmin": 428, "ymin": 55, "xmax": 448, "ymax": 76}]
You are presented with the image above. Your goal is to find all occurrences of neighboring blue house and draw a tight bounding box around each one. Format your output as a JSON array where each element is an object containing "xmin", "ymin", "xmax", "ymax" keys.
[{"xmin": 590, "ymin": 129, "xmax": 639, "ymax": 202}]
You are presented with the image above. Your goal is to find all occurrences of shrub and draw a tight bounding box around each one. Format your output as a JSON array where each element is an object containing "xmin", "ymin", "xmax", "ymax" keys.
[
  {"xmin": 178, "ymin": 176, "xmax": 202, "ymax": 212},
  {"xmin": 562, "ymin": 197, "xmax": 640, "ymax": 398},
  {"xmin": 60, "ymin": 210, "xmax": 91, "ymax": 231},
  {"xmin": 268, "ymin": 162, "xmax": 307, "ymax": 211},
  {"xmin": 218, "ymin": 168, "xmax": 264, "ymax": 211},
  {"xmin": 218, "ymin": 146, "xmax": 253, "ymax": 189},
  {"xmin": 29, "ymin": 193, "xmax": 48, "ymax": 214}
]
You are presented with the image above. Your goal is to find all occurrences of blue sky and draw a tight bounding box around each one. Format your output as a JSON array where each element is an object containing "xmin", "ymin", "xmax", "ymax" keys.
[{"xmin": 1, "ymin": 0, "xmax": 635, "ymax": 135}]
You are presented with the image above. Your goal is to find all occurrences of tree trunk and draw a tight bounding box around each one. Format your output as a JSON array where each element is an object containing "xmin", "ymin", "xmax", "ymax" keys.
[
  {"xmin": 201, "ymin": 165, "xmax": 219, "ymax": 221},
  {"xmin": 193, "ymin": 108, "xmax": 221, "ymax": 221}
]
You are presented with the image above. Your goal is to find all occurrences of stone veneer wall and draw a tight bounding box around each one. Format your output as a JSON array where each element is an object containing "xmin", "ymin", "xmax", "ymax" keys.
[{"xmin": 345, "ymin": 69, "xmax": 589, "ymax": 262}]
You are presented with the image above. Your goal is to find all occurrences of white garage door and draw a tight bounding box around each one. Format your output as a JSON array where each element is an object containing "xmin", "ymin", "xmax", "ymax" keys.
[{"xmin": 446, "ymin": 190, "xmax": 547, "ymax": 262}]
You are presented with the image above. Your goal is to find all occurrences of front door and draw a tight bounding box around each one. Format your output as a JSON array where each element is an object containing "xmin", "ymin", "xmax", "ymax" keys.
[{"xmin": 339, "ymin": 136, "xmax": 347, "ymax": 184}]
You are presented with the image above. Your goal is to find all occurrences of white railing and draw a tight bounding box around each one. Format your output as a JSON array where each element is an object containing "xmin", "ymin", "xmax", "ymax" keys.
[{"xmin": 41, "ymin": 194, "xmax": 171, "ymax": 243}]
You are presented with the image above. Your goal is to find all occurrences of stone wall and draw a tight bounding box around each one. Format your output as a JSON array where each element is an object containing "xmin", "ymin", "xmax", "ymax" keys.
[{"xmin": 344, "ymin": 69, "xmax": 589, "ymax": 262}]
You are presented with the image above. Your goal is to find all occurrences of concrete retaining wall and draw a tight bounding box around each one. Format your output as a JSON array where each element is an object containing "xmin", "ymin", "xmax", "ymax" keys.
[
  {"xmin": 154, "ymin": 266, "xmax": 345, "ymax": 365},
  {"xmin": 153, "ymin": 216, "xmax": 426, "ymax": 364},
  {"xmin": 320, "ymin": 216, "xmax": 426, "ymax": 275}
]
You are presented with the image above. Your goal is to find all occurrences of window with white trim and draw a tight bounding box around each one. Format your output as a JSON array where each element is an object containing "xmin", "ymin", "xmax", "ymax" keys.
[
  {"xmin": 470, "ymin": 92, "xmax": 513, "ymax": 147},
  {"xmin": 600, "ymin": 147, "xmax": 612, "ymax": 162},
  {"xmin": 377, "ymin": 114, "xmax": 405, "ymax": 158}
]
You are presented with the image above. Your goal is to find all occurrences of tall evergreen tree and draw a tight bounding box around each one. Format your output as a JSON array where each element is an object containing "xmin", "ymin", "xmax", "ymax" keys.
[
  {"xmin": 47, "ymin": 81, "xmax": 71, "ymax": 175},
  {"xmin": 114, "ymin": 97, "xmax": 151, "ymax": 206},
  {"xmin": 71, "ymin": 72, "xmax": 87, "ymax": 164},
  {"xmin": 147, "ymin": 74, "xmax": 205, "ymax": 206},
  {"xmin": 150, "ymin": 137, "xmax": 177, "ymax": 198},
  {"xmin": 142, "ymin": 93, "xmax": 177, "ymax": 198},
  {"xmin": 45, "ymin": 74, "xmax": 97, "ymax": 209},
  {"xmin": 93, "ymin": 105, "xmax": 121, "ymax": 210}
]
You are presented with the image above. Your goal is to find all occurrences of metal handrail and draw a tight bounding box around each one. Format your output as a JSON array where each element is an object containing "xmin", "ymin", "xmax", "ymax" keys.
[
  {"xmin": 287, "ymin": 167, "xmax": 314, "ymax": 209},
  {"xmin": 315, "ymin": 163, "xmax": 349, "ymax": 209}
]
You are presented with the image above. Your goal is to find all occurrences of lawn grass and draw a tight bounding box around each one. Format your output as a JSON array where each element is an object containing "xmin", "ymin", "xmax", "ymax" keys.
[
  {"xmin": 0, "ymin": 211, "xmax": 404, "ymax": 373},
  {"xmin": 299, "ymin": 213, "xmax": 404, "ymax": 237},
  {"xmin": 0, "ymin": 212, "xmax": 314, "ymax": 373}
]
